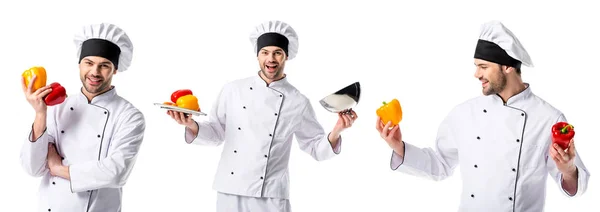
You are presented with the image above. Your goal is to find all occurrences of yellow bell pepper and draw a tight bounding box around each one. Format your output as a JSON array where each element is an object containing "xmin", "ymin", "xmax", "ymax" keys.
[
  {"xmin": 176, "ymin": 94, "xmax": 200, "ymax": 111},
  {"xmin": 376, "ymin": 98, "xmax": 402, "ymax": 126},
  {"xmin": 22, "ymin": 66, "xmax": 47, "ymax": 92}
]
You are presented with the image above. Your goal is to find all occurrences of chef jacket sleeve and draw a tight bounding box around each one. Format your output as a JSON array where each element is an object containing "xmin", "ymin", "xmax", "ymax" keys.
[
  {"xmin": 185, "ymin": 85, "xmax": 227, "ymax": 146},
  {"xmin": 389, "ymin": 112, "xmax": 459, "ymax": 181},
  {"xmin": 20, "ymin": 107, "xmax": 57, "ymax": 177},
  {"xmin": 68, "ymin": 110, "xmax": 145, "ymax": 193},
  {"xmin": 546, "ymin": 113, "xmax": 590, "ymax": 197},
  {"xmin": 294, "ymin": 100, "xmax": 341, "ymax": 161}
]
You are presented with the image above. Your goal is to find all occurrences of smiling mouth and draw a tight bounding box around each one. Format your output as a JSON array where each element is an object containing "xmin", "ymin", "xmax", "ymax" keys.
[
  {"xmin": 87, "ymin": 77, "xmax": 103, "ymax": 86},
  {"xmin": 265, "ymin": 64, "xmax": 278, "ymax": 72}
]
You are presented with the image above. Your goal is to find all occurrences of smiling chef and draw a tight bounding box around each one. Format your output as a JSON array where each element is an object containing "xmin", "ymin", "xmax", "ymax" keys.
[
  {"xmin": 20, "ymin": 23, "xmax": 146, "ymax": 212},
  {"xmin": 167, "ymin": 20, "xmax": 358, "ymax": 211},
  {"xmin": 376, "ymin": 20, "xmax": 590, "ymax": 211}
]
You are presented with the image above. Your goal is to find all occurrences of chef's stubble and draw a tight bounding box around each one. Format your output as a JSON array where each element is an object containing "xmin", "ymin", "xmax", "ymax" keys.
[
  {"xmin": 483, "ymin": 67, "xmax": 507, "ymax": 95},
  {"xmin": 81, "ymin": 74, "xmax": 112, "ymax": 94}
]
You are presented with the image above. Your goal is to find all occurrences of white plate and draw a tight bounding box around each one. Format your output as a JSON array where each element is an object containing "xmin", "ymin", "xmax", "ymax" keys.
[{"xmin": 153, "ymin": 103, "xmax": 206, "ymax": 116}]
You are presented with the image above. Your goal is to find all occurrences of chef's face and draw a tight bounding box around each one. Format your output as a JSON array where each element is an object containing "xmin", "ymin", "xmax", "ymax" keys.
[
  {"xmin": 79, "ymin": 56, "xmax": 116, "ymax": 95},
  {"xmin": 258, "ymin": 46, "xmax": 286, "ymax": 80},
  {"xmin": 474, "ymin": 59, "xmax": 507, "ymax": 95}
]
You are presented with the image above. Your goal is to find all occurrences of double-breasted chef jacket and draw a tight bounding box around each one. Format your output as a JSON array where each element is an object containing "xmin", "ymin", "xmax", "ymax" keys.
[
  {"xmin": 391, "ymin": 83, "xmax": 590, "ymax": 211},
  {"xmin": 20, "ymin": 87, "xmax": 146, "ymax": 212},
  {"xmin": 185, "ymin": 73, "xmax": 342, "ymax": 199}
]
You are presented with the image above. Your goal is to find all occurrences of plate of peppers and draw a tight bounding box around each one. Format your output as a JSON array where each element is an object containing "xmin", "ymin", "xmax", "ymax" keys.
[{"xmin": 154, "ymin": 89, "xmax": 206, "ymax": 116}]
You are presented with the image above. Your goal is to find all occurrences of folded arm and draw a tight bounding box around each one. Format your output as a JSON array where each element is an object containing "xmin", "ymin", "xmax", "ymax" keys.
[{"xmin": 58, "ymin": 111, "xmax": 146, "ymax": 193}]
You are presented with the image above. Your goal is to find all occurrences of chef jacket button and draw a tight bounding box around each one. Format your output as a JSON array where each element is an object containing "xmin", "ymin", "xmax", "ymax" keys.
[
  {"xmin": 269, "ymin": 134, "xmax": 272, "ymax": 137},
  {"xmin": 476, "ymin": 136, "xmax": 480, "ymax": 140},
  {"xmin": 48, "ymin": 209, "xmax": 51, "ymax": 211},
  {"xmin": 61, "ymin": 130, "xmax": 64, "ymax": 133},
  {"xmin": 243, "ymin": 106, "xmax": 246, "ymax": 109},
  {"xmin": 231, "ymin": 172, "xmax": 234, "ymax": 175},
  {"xmin": 483, "ymin": 109, "xmax": 487, "ymax": 113},
  {"xmin": 97, "ymin": 135, "xmax": 101, "ymax": 138},
  {"xmin": 250, "ymin": 87, "xmax": 253, "ymax": 90},
  {"xmin": 521, "ymin": 113, "xmax": 524, "ymax": 116},
  {"xmin": 260, "ymin": 176, "xmax": 264, "ymax": 179},
  {"xmin": 516, "ymin": 139, "xmax": 520, "ymax": 142},
  {"xmin": 52, "ymin": 182, "xmax": 56, "ymax": 185},
  {"xmin": 512, "ymin": 168, "xmax": 516, "ymax": 172},
  {"xmin": 264, "ymin": 155, "xmax": 268, "ymax": 158},
  {"xmin": 70, "ymin": 107, "xmax": 74, "ymax": 110},
  {"xmin": 509, "ymin": 197, "xmax": 513, "ymax": 201},
  {"xmin": 104, "ymin": 111, "xmax": 107, "ymax": 114},
  {"xmin": 474, "ymin": 165, "xmax": 478, "ymax": 168},
  {"xmin": 234, "ymin": 150, "xmax": 237, "ymax": 153},
  {"xmin": 279, "ymin": 94, "xmax": 282, "ymax": 97},
  {"xmin": 274, "ymin": 113, "xmax": 277, "ymax": 116},
  {"xmin": 238, "ymin": 127, "xmax": 241, "ymax": 130},
  {"xmin": 470, "ymin": 194, "xmax": 474, "ymax": 198}
]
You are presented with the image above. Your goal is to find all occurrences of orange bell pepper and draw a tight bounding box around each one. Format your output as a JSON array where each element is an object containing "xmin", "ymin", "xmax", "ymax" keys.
[
  {"xmin": 376, "ymin": 98, "xmax": 402, "ymax": 126},
  {"xmin": 22, "ymin": 66, "xmax": 47, "ymax": 92},
  {"xmin": 176, "ymin": 94, "xmax": 200, "ymax": 111}
]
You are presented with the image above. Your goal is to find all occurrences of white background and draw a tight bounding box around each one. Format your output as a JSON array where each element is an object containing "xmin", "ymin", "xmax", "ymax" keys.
[{"xmin": 1, "ymin": 0, "xmax": 598, "ymax": 211}]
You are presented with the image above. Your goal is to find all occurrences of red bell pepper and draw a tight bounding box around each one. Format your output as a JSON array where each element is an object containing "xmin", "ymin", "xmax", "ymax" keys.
[
  {"xmin": 171, "ymin": 89, "xmax": 193, "ymax": 103},
  {"xmin": 44, "ymin": 82, "xmax": 67, "ymax": 106},
  {"xmin": 551, "ymin": 122, "xmax": 575, "ymax": 149}
]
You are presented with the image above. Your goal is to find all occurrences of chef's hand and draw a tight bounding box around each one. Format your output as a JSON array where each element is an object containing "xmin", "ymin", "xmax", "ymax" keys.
[
  {"xmin": 47, "ymin": 143, "xmax": 62, "ymax": 172},
  {"xmin": 376, "ymin": 116, "xmax": 404, "ymax": 155},
  {"xmin": 167, "ymin": 110, "xmax": 198, "ymax": 131},
  {"xmin": 332, "ymin": 109, "xmax": 358, "ymax": 134},
  {"xmin": 550, "ymin": 139, "xmax": 578, "ymax": 176},
  {"xmin": 21, "ymin": 75, "xmax": 52, "ymax": 114}
]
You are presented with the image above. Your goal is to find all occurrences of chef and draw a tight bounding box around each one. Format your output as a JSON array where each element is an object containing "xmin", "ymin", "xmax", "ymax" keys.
[
  {"xmin": 376, "ymin": 20, "xmax": 590, "ymax": 211},
  {"xmin": 20, "ymin": 23, "xmax": 145, "ymax": 212},
  {"xmin": 167, "ymin": 20, "xmax": 358, "ymax": 211}
]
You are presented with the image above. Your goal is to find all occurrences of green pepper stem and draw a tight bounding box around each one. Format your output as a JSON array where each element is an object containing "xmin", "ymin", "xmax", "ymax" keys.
[
  {"xmin": 560, "ymin": 124, "xmax": 574, "ymax": 133},
  {"xmin": 382, "ymin": 101, "xmax": 386, "ymax": 105}
]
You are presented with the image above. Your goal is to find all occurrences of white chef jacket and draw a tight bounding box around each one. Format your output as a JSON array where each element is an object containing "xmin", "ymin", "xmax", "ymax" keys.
[
  {"xmin": 20, "ymin": 87, "xmax": 145, "ymax": 212},
  {"xmin": 390, "ymin": 84, "xmax": 590, "ymax": 212},
  {"xmin": 185, "ymin": 73, "xmax": 342, "ymax": 199}
]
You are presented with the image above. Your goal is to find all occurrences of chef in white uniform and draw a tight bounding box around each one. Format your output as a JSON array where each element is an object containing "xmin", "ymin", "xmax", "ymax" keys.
[
  {"xmin": 376, "ymin": 20, "xmax": 590, "ymax": 211},
  {"xmin": 20, "ymin": 23, "xmax": 145, "ymax": 212},
  {"xmin": 167, "ymin": 20, "xmax": 358, "ymax": 211}
]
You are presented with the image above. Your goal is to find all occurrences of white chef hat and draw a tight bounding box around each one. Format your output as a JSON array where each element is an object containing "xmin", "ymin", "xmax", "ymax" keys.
[
  {"xmin": 249, "ymin": 20, "xmax": 299, "ymax": 60},
  {"xmin": 73, "ymin": 23, "xmax": 134, "ymax": 72},
  {"xmin": 474, "ymin": 20, "xmax": 533, "ymax": 69}
]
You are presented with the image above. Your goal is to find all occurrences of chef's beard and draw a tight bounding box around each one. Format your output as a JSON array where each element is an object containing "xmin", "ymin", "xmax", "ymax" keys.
[
  {"xmin": 482, "ymin": 69, "xmax": 507, "ymax": 95},
  {"xmin": 81, "ymin": 76, "xmax": 111, "ymax": 94}
]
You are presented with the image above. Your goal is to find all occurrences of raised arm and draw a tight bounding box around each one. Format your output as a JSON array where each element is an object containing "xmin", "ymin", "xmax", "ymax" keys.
[
  {"xmin": 546, "ymin": 113, "xmax": 590, "ymax": 197},
  {"xmin": 294, "ymin": 101, "xmax": 346, "ymax": 161},
  {"xmin": 20, "ymin": 76, "xmax": 55, "ymax": 177},
  {"xmin": 379, "ymin": 112, "xmax": 460, "ymax": 181}
]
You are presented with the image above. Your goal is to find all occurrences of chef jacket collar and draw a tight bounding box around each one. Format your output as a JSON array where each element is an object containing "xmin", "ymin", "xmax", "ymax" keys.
[
  {"xmin": 253, "ymin": 71, "xmax": 289, "ymax": 89},
  {"xmin": 77, "ymin": 86, "xmax": 117, "ymax": 104},
  {"xmin": 490, "ymin": 83, "xmax": 532, "ymax": 106}
]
